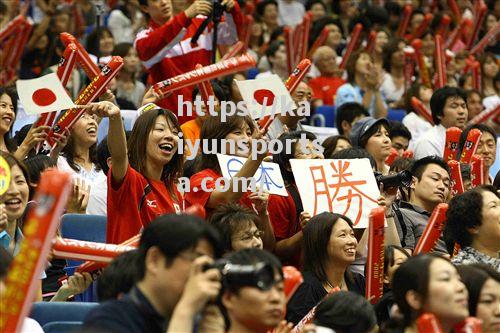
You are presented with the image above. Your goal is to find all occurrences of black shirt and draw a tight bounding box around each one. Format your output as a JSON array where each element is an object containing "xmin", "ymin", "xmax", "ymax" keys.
[
  {"xmin": 286, "ymin": 271, "xmax": 366, "ymax": 325},
  {"xmin": 82, "ymin": 286, "xmax": 168, "ymax": 333}
]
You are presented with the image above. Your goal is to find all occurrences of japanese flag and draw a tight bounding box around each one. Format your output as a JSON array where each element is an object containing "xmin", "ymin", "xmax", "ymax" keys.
[
  {"xmin": 236, "ymin": 74, "xmax": 295, "ymax": 119},
  {"xmin": 16, "ymin": 73, "xmax": 75, "ymax": 115}
]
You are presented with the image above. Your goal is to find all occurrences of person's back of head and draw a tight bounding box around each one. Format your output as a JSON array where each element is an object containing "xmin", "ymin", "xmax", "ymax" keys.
[
  {"xmin": 335, "ymin": 102, "xmax": 369, "ymax": 136},
  {"xmin": 331, "ymin": 147, "xmax": 377, "ymax": 170},
  {"xmin": 97, "ymin": 250, "xmax": 140, "ymax": 301},
  {"xmin": 24, "ymin": 155, "xmax": 56, "ymax": 185},
  {"xmin": 430, "ymin": 86, "xmax": 467, "ymax": 126},
  {"xmin": 314, "ymin": 291, "xmax": 377, "ymax": 333},
  {"xmin": 192, "ymin": 79, "xmax": 229, "ymax": 103}
]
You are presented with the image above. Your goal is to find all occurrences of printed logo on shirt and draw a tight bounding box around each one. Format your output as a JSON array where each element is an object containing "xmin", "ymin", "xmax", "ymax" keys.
[{"xmin": 146, "ymin": 199, "xmax": 157, "ymax": 208}]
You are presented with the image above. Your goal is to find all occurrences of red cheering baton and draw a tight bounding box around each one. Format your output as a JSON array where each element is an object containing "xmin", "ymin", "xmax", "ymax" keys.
[
  {"xmin": 448, "ymin": 160, "xmax": 465, "ymax": 196},
  {"xmin": 417, "ymin": 313, "xmax": 444, "ymax": 333},
  {"xmin": 0, "ymin": 170, "xmax": 72, "ymax": 332},
  {"xmin": 283, "ymin": 266, "xmax": 303, "ymax": 302},
  {"xmin": 365, "ymin": 207, "xmax": 385, "ymax": 304},
  {"xmin": 468, "ymin": 104, "xmax": 500, "ymax": 125},
  {"xmin": 0, "ymin": 14, "xmax": 26, "ymax": 41},
  {"xmin": 339, "ymin": 23, "xmax": 362, "ymax": 71},
  {"xmin": 284, "ymin": 26, "xmax": 295, "ymax": 75},
  {"xmin": 153, "ymin": 53, "xmax": 256, "ymax": 98},
  {"xmin": 241, "ymin": 15, "xmax": 254, "ymax": 52},
  {"xmin": 402, "ymin": 150, "xmax": 414, "ymax": 159},
  {"xmin": 443, "ymin": 127, "xmax": 462, "ymax": 161},
  {"xmin": 7, "ymin": 19, "xmax": 33, "ymax": 70},
  {"xmin": 414, "ymin": 203, "xmax": 448, "ymax": 254},
  {"xmin": 471, "ymin": 61, "xmax": 482, "ymax": 92},
  {"xmin": 299, "ymin": 13, "xmax": 312, "ymax": 61},
  {"xmin": 307, "ymin": 27, "xmax": 329, "ymax": 58},
  {"xmin": 385, "ymin": 148, "xmax": 399, "ymax": 166},
  {"xmin": 221, "ymin": 41, "xmax": 244, "ymax": 61},
  {"xmin": 470, "ymin": 22, "xmax": 500, "ymax": 55},
  {"xmin": 52, "ymin": 238, "xmax": 135, "ymax": 263},
  {"xmin": 410, "ymin": 97, "xmax": 433, "ymax": 124},
  {"xmin": 447, "ymin": 0, "xmax": 462, "ymax": 24},
  {"xmin": 364, "ymin": 30, "xmax": 377, "ymax": 54},
  {"xmin": 454, "ymin": 317, "xmax": 483, "ymax": 333},
  {"xmin": 47, "ymin": 56, "xmax": 124, "ymax": 147},
  {"xmin": 411, "ymin": 39, "xmax": 431, "ymax": 87},
  {"xmin": 397, "ymin": 5, "xmax": 412, "ymax": 38},
  {"xmin": 403, "ymin": 46, "xmax": 415, "ymax": 91},
  {"xmin": 434, "ymin": 35, "xmax": 446, "ymax": 89},
  {"xmin": 195, "ymin": 64, "xmax": 215, "ymax": 112},
  {"xmin": 467, "ymin": 2, "xmax": 487, "ymax": 50},
  {"xmin": 436, "ymin": 14, "xmax": 451, "ymax": 39},
  {"xmin": 471, "ymin": 155, "xmax": 485, "ymax": 188},
  {"xmin": 284, "ymin": 59, "xmax": 312, "ymax": 94},
  {"xmin": 459, "ymin": 128, "xmax": 482, "ymax": 163},
  {"xmin": 60, "ymin": 32, "xmax": 100, "ymax": 79},
  {"xmin": 407, "ymin": 13, "xmax": 433, "ymax": 41}
]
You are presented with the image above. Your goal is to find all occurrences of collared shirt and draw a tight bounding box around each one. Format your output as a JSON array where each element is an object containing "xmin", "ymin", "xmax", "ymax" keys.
[
  {"xmin": 413, "ymin": 124, "xmax": 446, "ymax": 160},
  {"xmin": 394, "ymin": 201, "xmax": 448, "ymax": 255},
  {"xmin": 83, "ymin": 286, "xmax": 168, "ymax": 333},
  {"xmin": 0, "ymin": 226, "xmax": 23, "ymax": 255},
  {"xmin": 452, "ymin": 247, "xmax": 500, "ymax": 272}
]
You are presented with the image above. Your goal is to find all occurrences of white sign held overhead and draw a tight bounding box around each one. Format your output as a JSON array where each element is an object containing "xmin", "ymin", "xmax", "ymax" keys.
[
  {"xmin": 217, "ymin": 154, "xmax": 288, "ymax": 196},
  {"xmin": 290, "ymin": 158, "xmax": 380, "ymax": 229},
  {"xmin": 16, "ymin": 73, "xmax": 75, "ymax": 115}
]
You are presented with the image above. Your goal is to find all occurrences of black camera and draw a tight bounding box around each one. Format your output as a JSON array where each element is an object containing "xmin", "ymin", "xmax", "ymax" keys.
[
  {"xmin": 213, "ymin": 0, "xmax": 227, "ymax": 21},
  {"xmin": 375, "ymin": 170, "xmax": 413, "ymax": 188},
  {"xmin": 204, "ymin": 259, "xmax": 277, "ymax": 291}
]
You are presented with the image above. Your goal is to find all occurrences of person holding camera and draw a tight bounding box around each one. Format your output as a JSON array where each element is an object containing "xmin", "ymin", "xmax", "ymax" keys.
[
  {"xmin": 135, "ymin": 0, "xmax": 244, "ymax": 124},
  {"xmin": 83, "ymin": 214, "xmax": 223, "ymax": 333}
]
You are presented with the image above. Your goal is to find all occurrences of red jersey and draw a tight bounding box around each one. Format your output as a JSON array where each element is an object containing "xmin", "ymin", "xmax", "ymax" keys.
[
  {"xmin": 107, "ymin": 165, "xmax": 185, "ymax": 244},
  {"xmin": 134, "ymin": 5, "xmax": 244, "ymax": 124},
  {"xmin": 185, "ymin": 168, "xmax": 253, "ymax": 217},
  {"xmin": 308, "ymin": 76, "xmax": 345, "ymax": 105}
]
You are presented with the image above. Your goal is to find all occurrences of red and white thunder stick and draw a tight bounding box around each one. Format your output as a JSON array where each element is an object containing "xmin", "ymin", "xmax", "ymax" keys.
[
  {"xmin": 454, "ymin": 317, "xmax": 483, "ymax": 333},
  {"xmin": 436, "ymin": 14, "xmax": 451, "ymax": 39},
  {"xmin": 35, "ymin": 43, "xmax": 79, "ymax": 131},
  {"xmin": 293, "ymin": 24, "xmax": 304, "ymax": 66},
  {"xmin": 466, "ymin": 1, "xmax": 487, "ymax": 50},
  {"xmin": 447, "ymin": 0, "xmax": 462, "ymax": 24},
  {"xmin": 364, "ymin": 30, "xmax": 377, "ymax": 54},
  {"xmin": 284, "ymin": 26, "xmax": 294, "ymax": 75},
  {"xmin": 414, "ymin": 203, "xmax": 449, "ymax": 254},
  {"xmin": 60, "ymin": 32, "xmax": 100, "ymax": 79},
  {"xmin": 153, "ymin": 53, "xmax": 256, "ymax": 98},
  {"xmin": 221, "ymin": 41, "xmax": 244, "ymax": 61},
  {"xmin": 242, "ymin": 15, "xmax": 254, "ymax": 52},
  {"xmin": 0, "ymin": 14, "xmax": 25, "ymax": 41},
  {"xmin": 471, "ymin": 155, "xmax": 485, "ymax": 188},
  {"xmin": 307, "ymin": 27, "xmax": 329, "ymax": 58},
  {"xmin": 299, "ymin": 13, "xmax": 311, "ymax": 61},
  {"xmin": 47, "ymin": 56, "xmax": 124, "ymax": 146},
  {"xmin": 448, "ymin": 160, "xmax": 465, "ymax": 196},
  {"xmin": 283, "ymin": 266, "xmax": 303, "ymax": 302},
  {"xmin": 470, "ymin": 22, "xmax": 500, "ymax": 55},
  {"xmin": 471, "ymin": 61, "xmax": 482, "ymax": 92},
  {"xmin": 339, "ymin": 23, "xmax": 362, "ymax": 71},
  {"xmin": 459, "ymin": 128, "xmax": 482, "ymax": 164},
  {"xmin": 385, "ymin": 148, "xmax": 399, "ymax": 167},
  {"xmin": 410, "ymin": 97, "xmax": 433, "ymax": 124},
  {"xmin": 402, "ymin": 150, "xmax": 414, "ymax": 159},
  {"xmin": 365, "ymin": 207, "xmax": 385, "ymax": 305},
  {"xmin": 443, "ymin": 127, "xmax": 462, "ymax": 162},
  {"xmin": 416, "ymin": 313, "xmax": 444, "ymax": 333},
  {"xmin": 434, "ymin": 35, "xmax": 447, "ymax": 89},
  {"xmin": 7, "ymin": 19, "xmax": 33, "ymax": 70},
  {"xmin": 195, "ymin": 64, "xmax": 215, "ymax": 109},
  {"xmin": 0, "ymin": 169, "xmax": 72, "ymax": 333},
  {"xmin": 407, "ymin": 13, "xmax": 433, "ymax": 41},
  {"xmin": 397, "ymin": 4, "xmax": 412, "ymax": 38},
  {"xmin": 52, "ymin": 238, "xmax": 135, "ymax": 263},
  {"xmin": 403, "ymin": 46, "xmax": 415, "ymax": 91},
  {"xmin": 468, "ymin": 104, "xmax": 500, "ymax": 125},
  {"xmin": 445, "ymin": 18, "xmax": 473, "ymax": 49},
  {"xmin": 411, "ymin": 39, "xmax": 431, "ymax": 87}
]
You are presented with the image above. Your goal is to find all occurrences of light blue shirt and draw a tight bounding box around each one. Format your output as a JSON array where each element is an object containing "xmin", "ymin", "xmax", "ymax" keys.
[{"xmin": 335, "ymin": 83, "xmax": 387, "ymax": 117}]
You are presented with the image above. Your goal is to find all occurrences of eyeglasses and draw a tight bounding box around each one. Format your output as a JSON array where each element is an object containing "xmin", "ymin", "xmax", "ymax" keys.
[{"xmin": 234, "ymin": 230, "xmax": 264, "ymax": 242}]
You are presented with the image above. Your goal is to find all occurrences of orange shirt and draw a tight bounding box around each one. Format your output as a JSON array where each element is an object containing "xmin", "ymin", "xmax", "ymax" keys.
[
  {"xmin": 308, "ymin": 76, "xmax": 345, "ymax": 105},
  {"xmin": 181, "ymin": 119, "xmax": 201, "ymax": 156}
]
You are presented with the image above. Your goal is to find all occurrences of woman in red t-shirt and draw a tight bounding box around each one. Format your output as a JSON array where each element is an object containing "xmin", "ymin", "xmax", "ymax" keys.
[
  {"xmin": 185, "ymin": 114, "xmax": 275, "ymax": 248},
  {"xmin": 85, "ymin": 101, "xmax": 185, "ymax": 243}
]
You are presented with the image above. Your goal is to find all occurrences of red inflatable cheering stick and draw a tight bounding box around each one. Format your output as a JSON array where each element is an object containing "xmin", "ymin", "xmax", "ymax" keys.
[
  {"xmin": 434, "ymin": 35, "xmax": 447, "ymax": 89},
  {"xmin": 470, "ymin": 155, "xmax": 485, "ymax": 188},
  {"xmin": 283, "ymin": 266, "xmax": 303, "ymax": 302},
  {"xmin": 459, "ymin": 128, "xmax": 482, "ymax": 164},
  {"xmin": 448, "ymin": 160, "xmax": 465, "ymax": 196},
  {"xmin": 417, "ymin": 313, "xmax": 444, "ymax": 333},
  {"xmin": 397, "ymin": 5, "xmax": 413, "ymax": 38},
  {"xmin": 443, "ymin": 127, "xmax": 462, "ymax": 162},
  {"xmin": 414, "ymin": 203, "xmax": 448, "ymax": 254},
  {"xmin": 454, "ymin": 317, "xmax": 483, "ymax": 333},
  {"xmin": 339, "ymin": 23, "xmax": 363, "ymax": 71},
  {"xmin": 365, "ymin": 207, "xmax": 385, "ymax": 304},
  {"xmin": 60, "ymin": 32, "xmax": 100, "ymax": 79},
  {"xmin": 0, "ymin": 170, "xmax": 72, "ymax": 333},
  {"xmin": 410, "ymin": 97, "xmax": 433, "ymax": 124}
]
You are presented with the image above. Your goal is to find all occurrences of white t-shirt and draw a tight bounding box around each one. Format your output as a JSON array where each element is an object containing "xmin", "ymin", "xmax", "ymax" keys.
[
  {"xmin": 277, "ymin": 0, "xmax": 305, "ymax": 27},
  {"xmin": 57, "ymin": 156, "xmax": 105, "ymax": 188},
  {"xmin": 413, "ymin": 124, "xmax": 446, "ymax": 160},
  {"xmin": 402, "ymin": 112, "xmax": 433, "ymax": 151},
  {"xmin": 86, "ymin": 172, "xmax": 108, "ymax": 216},
  {"xmin": 380, "ymin": 73, "xmax": 404, "ymax": 104}
]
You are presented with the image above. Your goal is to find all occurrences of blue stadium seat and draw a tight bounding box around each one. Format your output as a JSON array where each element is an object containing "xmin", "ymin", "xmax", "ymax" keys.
[
  {"xmin": 43, "ymin": 321, "xmax": 83, "ymax": 333},
  {"xmin": 387, "ymin": 109, "xmax": 407, "ymax": 122},
  {"xmin": 247, "ymin": 68, "xmax": 260, "ymax": 80},
  {"xmin": 60, "ymin": 214, "xmax": 107, "ymax": 243},
  {"xmin": 310, "ymin": 105, "xmax": 336, "ymax": 127},
  {"xmin": 30, "ymin": 302, "xmax": 98, "ymax": 328}
]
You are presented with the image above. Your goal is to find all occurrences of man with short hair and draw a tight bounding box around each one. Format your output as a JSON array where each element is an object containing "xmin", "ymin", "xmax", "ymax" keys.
[
  {"xmin": 413, "ymin": 86, "xmax": 469, "ymax": 159},
  {"xmin": 83, "ymin": 214, "xmax": 223, "ymax": 333},
  {"xmin": 389, "ymin": 121, "xmax": 412, "ymax": 156},
  {"xmin": 308, "ymin": 46, "xmax": 345, "ymax": 107},
  {"xmin": 393, "ymin": 156, "xmax": 451, "ymax": 255},
  {"xmin": 335, "ymin": 102, "xmax": 369, "ymax": 137},
  {"xmin": 221, "ymin": 248, "xmax": 287, "ymax": 333},
  {"xmin": 256, "ymin": 40, "xmax": 288, "ymax": 81}
]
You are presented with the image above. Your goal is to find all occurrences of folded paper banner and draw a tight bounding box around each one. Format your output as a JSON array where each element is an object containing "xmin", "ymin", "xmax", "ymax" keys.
[
  {"xmin": 236, "ymin": 74, "xmax": 295, "ymax": 120},
  {"xmin": 0, "ymin": 170, "xmax": 72, "ymax": 333},
  {"xmin": 16, "ymin": 73, "xmax": 76, "ymax": 115}
]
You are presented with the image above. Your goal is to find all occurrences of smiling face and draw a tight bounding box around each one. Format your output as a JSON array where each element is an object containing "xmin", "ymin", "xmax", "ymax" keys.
[
  {"xmin": 476, "ymin": 131, "xmax": 497, "ymax": 168},
  {"xmin": 0, "ymin": 94, "xmax": 15, "ymax": 135},
  {"xmin": 146, "ymin": 114, "xmax": 179, "ymax": 168},
  {"xmin": 476, "ymin": 278, "xmax": 500, "ymax": 333},
  {"xmin": 422, "ymin": 259, "xmax": 469, "ymax": 327},
  {"xmin": 2, "ymin": 165, "xmax": 29, "ymax": 222},
  {"xmin": 72, "ymin": 113, "xmax": 98, "ymax": 148},
  {"xmin": 327, "ymin": 218, "xmax": 357, "ymax": 265},
  {"xmin": 375, "ymin": 31, "xmax": 389, "ymax": 54},
  {"xmin": 99, "ymin": 30, "xmax": 115, "ymax": 57},
  {"xmin": 225, "ymin": 121, "xmax": 252, "ymax": 158}
]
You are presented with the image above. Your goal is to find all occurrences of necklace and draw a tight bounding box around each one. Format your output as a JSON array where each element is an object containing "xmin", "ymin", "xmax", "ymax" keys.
[{"xmin": 326, "ymin": 279, "xmax": 344, "ymax": 291}]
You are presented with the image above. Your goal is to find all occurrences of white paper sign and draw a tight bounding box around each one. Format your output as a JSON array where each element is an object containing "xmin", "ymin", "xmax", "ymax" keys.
[
  {"xmin": 290, "ymin": 158, "xmax": 380, "ymax": 228},
  {"xmin": 16, "ymin": 73, "xmax": 75, "ymax": 115},
  {"xmin": 236, "ymin": 74, "xmax": 295, "ymax": 119},
  {"xmin": 217, "ymin": 154, "xmax": 288, "ymax": 196}
]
